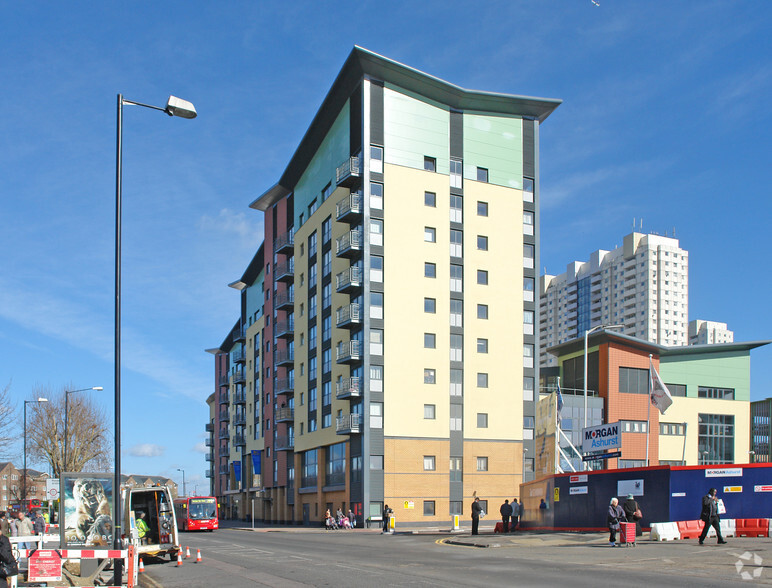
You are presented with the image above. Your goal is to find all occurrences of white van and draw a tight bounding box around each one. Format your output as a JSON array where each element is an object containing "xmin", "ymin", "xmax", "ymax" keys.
[{"xmin": 123, "ymin": 485, "xmax": 179, "ymax": 560}]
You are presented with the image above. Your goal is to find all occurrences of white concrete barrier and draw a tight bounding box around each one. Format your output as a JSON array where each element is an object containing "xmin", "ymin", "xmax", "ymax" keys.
[
  {"xmin": 650, "ymin": 522, "xmax": 680, "ymax": 541},
  {"xmin": 720, "ymin": 518, "xmax": 736, "ymax": 538}
]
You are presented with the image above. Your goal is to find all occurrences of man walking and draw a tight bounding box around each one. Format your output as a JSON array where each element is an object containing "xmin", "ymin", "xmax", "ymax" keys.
[
  {"xmin": 471, "ymin": 497, "xmax": 482, "ymax": 535},
  {"xmin": 499, "ymin": 499, "xmax": 512, "ymax": 533},
  {"xmin": 698, "ymin": 488, "xmax": 727, "ymax": 545},
  {"xmin": 510, "ymin": 498, "xmax": 522, "ymax": 532}
]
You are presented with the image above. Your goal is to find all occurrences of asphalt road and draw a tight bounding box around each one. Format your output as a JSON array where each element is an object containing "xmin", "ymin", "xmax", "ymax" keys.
[{"xmin": 138, "ymin": 526, "xmax": 772, "ymax": 587}]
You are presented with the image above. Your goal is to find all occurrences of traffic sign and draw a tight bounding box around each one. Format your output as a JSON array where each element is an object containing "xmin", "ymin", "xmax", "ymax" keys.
[
  {"xmin": 582, "ymin": 451, "xmax": 621, "ymax": 462},
  {"xmin": 46, "ymin": 478, "xmax": 60, "ymax": 500}
]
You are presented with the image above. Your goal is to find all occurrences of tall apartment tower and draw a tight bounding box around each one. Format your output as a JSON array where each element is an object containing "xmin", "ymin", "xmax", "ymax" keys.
[
  {"xmin": 540, "ymin": 232, "xmax": 688, "ymax": 367},
  {"xmin": 207, "ymin": 46, "xmax": 560, "ymax": 524},
  {"xmin": 689, "ymin": 319, "xmax": 734, "ymax": 345}
]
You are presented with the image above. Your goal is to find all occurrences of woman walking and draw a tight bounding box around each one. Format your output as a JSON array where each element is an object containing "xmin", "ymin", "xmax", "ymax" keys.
[{"xmin": 607, "ymin": 497, "xmax": 625, "ymax": 547}]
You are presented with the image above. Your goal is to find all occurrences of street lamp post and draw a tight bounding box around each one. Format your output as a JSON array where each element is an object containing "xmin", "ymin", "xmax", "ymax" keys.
[
  {"xmin": 177, "ymin": 468, "xmax": 186, "ymax": 498},
  {"xmin": 64, "ymin": 386, "xmax": 103, "ymax": 474},
  {"xmin": 23, "ymin": 398, "xmax": 48, "ymax": 505},
  {"xmin": 115, "ymin": 94, "xmax": 196, "ymax": 581}
]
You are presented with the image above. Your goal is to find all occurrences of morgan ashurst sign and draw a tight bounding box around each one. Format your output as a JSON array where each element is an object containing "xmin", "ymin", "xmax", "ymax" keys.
[{"xmin": 582, "ymin": 422, "xmax": 621, "ymax": 453}]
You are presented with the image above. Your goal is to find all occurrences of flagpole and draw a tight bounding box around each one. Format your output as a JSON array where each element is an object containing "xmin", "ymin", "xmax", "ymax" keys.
[
  {"xmin": 555, "ymin": 377, "xmax": 560, "ymax": 474},
  {"xmin": 646, "ymin": 354, "xmax": 652, "ymax": 466}
]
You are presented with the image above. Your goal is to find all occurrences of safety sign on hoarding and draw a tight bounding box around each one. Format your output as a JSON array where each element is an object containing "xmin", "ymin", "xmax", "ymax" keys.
[
  {"xmin": 754, "ymin": 485, "xmax": 772, "ymax": 493},
  {"xmin": 28, "ymin": 550, "xmax": 62, "ymax": 582}
]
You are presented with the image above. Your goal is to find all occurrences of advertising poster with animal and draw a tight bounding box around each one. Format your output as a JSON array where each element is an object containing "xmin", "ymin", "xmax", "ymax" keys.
[{"xmin": 60, "ymin": 473, "xmax": 114, "ymax": 548}]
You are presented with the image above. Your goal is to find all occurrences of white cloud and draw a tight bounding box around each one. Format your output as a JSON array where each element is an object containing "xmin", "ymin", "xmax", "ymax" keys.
[
  {"xmin": 192, "ymin": 442, "xmax": 207, "ymax": 454},
  {"xmin": 129, "ymin": 443, "xmax": 165, "ymax": 458},
  {"xmin": 198, "ymin": 208, "xmax": 262, "ymax": 247}
]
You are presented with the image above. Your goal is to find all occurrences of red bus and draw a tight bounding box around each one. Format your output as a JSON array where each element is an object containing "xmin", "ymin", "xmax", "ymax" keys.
[{"xmin": 173, "ymin": 496, "xmax": 218, "ymax": 531}]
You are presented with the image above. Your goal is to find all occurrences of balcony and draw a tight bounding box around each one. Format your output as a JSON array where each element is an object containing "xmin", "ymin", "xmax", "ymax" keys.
[
  {"xmin": 205, "ymin": 469, "xmax": 212, "ymax": 478},
  {"xmin": 275, "ymin": 319, "xmax": 295, "ymax": 339},
  {"xmin": 234, "ymin": 434, "xmax": 246, "ymax": 447},
  {"xmin": 336, "ymin": 413, "xmax": 362, "ymax": 435},
  {"xmin": 219, "ymin": 410, "xmax": 230, "ymax": 422},
  {"xmin": 336, "ymin": 155, "xmax": 362, "ymax": 187},
  {"xmin": 232, "ymin": 348, "xmax": 246, "ymax": 363},
  {"xmin": 233, "ymin": 368, "xmax": 246, "ymax": 384},
  {"xmin": 275, "ymin": 407, "xmax": 294, "ymax": 423},
  {"xmin": 218, "ymin": 374, "xmax": 229, "ymax": 387},
  {"xmin": 274, "ymin": 260, "xmax": 295, "ymax": 283},
  {"xmin": 234, "ymin": 325, "xmax": 246, "ymax": 342},
  {"xmin": 233, "ymin": 413, "xmax": 246, "ymax": 426},
  {"xmin": 336, "ymin": 266, "xmax": 363, "ymax": 293},
  {"xmin": 205, "ymin": 454, "xmax": 213, "ymax": 462},
  {"xmin": 274, "ymin": 290, "xmax": 294, "ymax": 310},
  {"xmin": 336, "ymin": 377, "xmax": 362, "ymax": 399},
  {"xmin": 336, "ymin": 340, "xmax": 362, "ymax": 364},
  {"xmin": 205, "ymin": 438, "xmax": 213, "ymax": 447},
  {"xmin": 336, "ymin": 191, "xmax": 363, "ymax": 223},
  {"xmin": 336, "ymin": 230, "xmax": 363, "ymax": 258},
  {"xmin": 275, "ymin": 349, "xmax": 295, "ymax": 367},
  {"xmin": 219, "ymin": 391, "xmax": 229, "ymax": 404},
  {"xmin": 275, "ymin": 377, "xmax": 294, "ymax": 396},
  {"xmin": 275, "ymin": 435, "xmax": 294, "ymax": 451},
  {"xmin": 218, "ymin": 466, "xmax": 229, "ymax": 475},
  {"xmin": 220, "ymin": 447, "xmax": 230, "ymax": 457},
  {"xmin": 218, "ymin": 429, "xmax": 229, "ymax": 440},
  {"xmin": 205, "ymin": 423, "xmax": 214, "ymax": 433},
  {"xmin": 274, "ymin": 230, "xmax": 294, "ymax": 255},
  {"xmin": 233, "ymin": 389, "xmax": 247, "ymax": 405},
  {"xmin": 336, "ymin": 303, "xmax": 362, "ymax": 329}
]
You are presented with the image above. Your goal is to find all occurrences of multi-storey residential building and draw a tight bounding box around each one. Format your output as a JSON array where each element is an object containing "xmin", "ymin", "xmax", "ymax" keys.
[
  {"xmin": 540, "ymin": 232, "xmax": 689, "ymax": 367},
  {"xmin": 206, "ymin": 46, "xmax": 560, "ymax": 524},
  {"xmin": 751, "ymin": 398, "xmax": 771, "ymax": 463},
  {"xmin": 689, "ymin": 319, "xmax": 734, "ymax": 345}
]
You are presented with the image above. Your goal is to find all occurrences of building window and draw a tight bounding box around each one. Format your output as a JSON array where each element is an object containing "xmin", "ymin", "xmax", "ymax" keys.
[
  {"xmin": 620, "ymin": 420, "xmax": 648, "ymax": 433},
  {"xmin": 699, "ymin": 413, "xmax": 734, "ymax": 464},
  {"xmin": 523, "ymin": 211, "xmax": 534, "ymax": 236},
  {"xmin": 477, "ymin": 235, "xmax": 488, "ymax": 251},
  {"xmin": 450, "ymin": 159, "xmax": 462, "ymax": 188},
  {"xmin": 450, "ymin": 264, "xmax": 463, "ymax": 292},
  {"xmin": 450, "ymin": 334, "xmax": 463, "ymax": 362},
  {"xmin": 523, "ymin": 244, "xmax": 534, "ymax": 269},
  {"xmin": 370, "ymin": 182, "xmax": 384, "ymax": 209},
  {"xmin": 450, "ymin": 299, "xmax": 463, "ymax": 328},
  {"xmin": 423, "ymin": 455, "xmax": 436, "ymax": 471},
  {"xmin": 450, "ymin": 194, "xmax": 463, "ymax": 223},
  {"xmin": 477, "ymin": 457, "xmax": 488, "ymax": 471},
  {"xmin": 308, "ymin": 231, "xmax": 317, "ymax": 257},
  {"xmin": 475, "ymin": 304, "xmax": 488, "ymax": 320},
  {"xmin": 424, "ymin": 333, "xmax": 436, "ymax": 349},
  {"xmin": 371, "ymin": 255, "xmax": 383, "ymax": 282},
  {"xmin": 477, "ymin": 201, "xmax": 488, "ymax": 216},
  {"xmin": 301, "ymin": 449, "xmax": 318, "ymax": 488},
  {"xmin": 524, "ymin": 277, "xmax": 535, "ymax": 302},
  {"xmin": 322, "ymin": 216, "xmax": 331, "ymax": 243},
  {"xmin": 477, "ymin": 373, "xmax": 488, "ymax": 388},
  {"xmin": 424, "ymin": 156, "xmax": 436, "ymax": 172},
  {"xmin": 370, "ymin": 145, "xmax": 383, "ymax": 173},
  {"xmin": 425, "ymin": 191, "xmax": 436, "ymax": 207},
  {"xmin": 523, "ymin": 177, "xmax": 534, "ymax": 202},
  {"xmin": 370, "ymin": 365, "xmax": 383, "ymax": 392},
  {"xmin": 477, "ymin": 413, "xmax": 488, "ymax": 428},
  {"xmin": 370, "ymin": 455, "xmax": 384, "ymax": 470},
  {"xmin": 370, "ymin": 329, "xmax": 383, "ymax": 355},
  {"xmin": 449, "ymin": 457, "xmax": 462, "ymax": 482},
  {"xmin": 425, "ymin": 262, "xmax": 436, "ymax": 278},
  {"xmin": 666, "ymin": 383, "xmax": 687, "ymax": 397},
  {"xmin": 477, "ymin": 270, "xmax": 488, "ymax": 285},
  {"xmin": 477, "ymin": 338, "xmax": 488, "ymax": 354},
  {"xmin": 660, "ymin": 422, "xmax": 686, "ymax": 436},
  {"xmin": 476, "ymin": 167, "xmax": 488, "ymax": 183},
  {"xmin": 424, "ymin": 297, "xmax": 436, "ymax": 313},
  {"xmin": 450, "ymin": 369, "xmax": 462, "ymax": 397},
  {"xmin": 424, "ymin": 227, "xmax": 436, "ymax": 243},
  {"xmin": 619, "ymin": 367, "xmax": 650, "ymax": 395},
  {"xmin": 619, "ymin": 460, "xmax": 646, "ymax": 469},
  {"xmin": 370, "ymin": 402, "xmax": 383, "ymax": 429},
  {"xmin": 370, "ymin": 219, "xmax": 384, "ymax": 246},
  {"xmin": 450, "ymin": 404, "xmax": 462, "ymax": 431},
  {"xmin": 424, "ymin": 369, "xmax": 436, "ymax": 384},
  {"xmin": 449, "ymin": 501, "xmax": 463, "ymax": 515},
  {"xmin": 423, "ymin": 500, "xmax": 436, "ymax": 516},
  {"xmin": 308, "ymin": 198, "xmax": 318, "ymax": 217},
  {"xmin": 524, "ymin": 310, "xmax": 534, "ymax": 335},
  {"xmin": 524, "ymin": 344, "xmax": 534, "ymax": 368},
  {"xmin": 326, "ymin": 442, "xmax": 346, "ymax": 486},
  {"xmin": 450, "ymin": 229, "xmax": 463, "ymax": 258},
  {"xmin": 424, "ymin": 404, "xmax": 436, "ymax": 419},
  {"xmin": 370, "ymin": 291, "xmax": 384, "ymax": 319},
  {"xmin": 698, "ymin": 387, "xmax": 735, "ymax": 400}
]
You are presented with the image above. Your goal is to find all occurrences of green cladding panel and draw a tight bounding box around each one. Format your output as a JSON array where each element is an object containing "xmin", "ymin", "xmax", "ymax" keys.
[
  {"xmin": 383, "ymin": 85, "xmax": 449, "ymax": 174},
  {"xmin": 659, "ymin": 351, "xmax": 751, "ymax": 401},
  {"xmin": 463, "ymin": 113, "xmax": 523, "ymax": 189},
  {"xmin": 294, "ymin": 100, "xmax": 350, "ymax": 227}
]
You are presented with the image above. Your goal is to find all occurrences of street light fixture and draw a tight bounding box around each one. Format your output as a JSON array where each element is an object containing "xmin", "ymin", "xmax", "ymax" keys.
[
  {"xmin": 23, "ymin": 397, "xmax": 48, "ymax": 506},
  {"xmin": 583, "ymin": 324, "xmax": 624, "ymax": 430},
  {"xmin": 64, "ymin": 386, "xmax": 103, "ymax": 474},
  {"xmin": 114, "ymin": 94, "xmax": 196, "ymax": 580},
  {"xmin": 177, "ymin": 468, "xmax": 186, "ymax": 498}
]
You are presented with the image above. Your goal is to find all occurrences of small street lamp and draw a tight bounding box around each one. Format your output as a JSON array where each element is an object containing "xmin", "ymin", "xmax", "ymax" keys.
[
  {"xmin": 23, "ymin": 397, "xmax": 48, "ymax": 505},
  {"xmin": 64, "ymin": 386, "xmax": 103, "ymax": 474}
]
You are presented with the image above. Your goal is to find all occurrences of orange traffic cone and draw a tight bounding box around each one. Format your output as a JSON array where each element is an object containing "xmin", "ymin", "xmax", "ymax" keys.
[
  {"xmin": 196, "ymin": 549, "xmax": 202, "ymax": 563},
  {"xmin": 185, "ymin": 546, "xmax": 190, "ymax": 559},
  {"xmin": 138, "ymin": 558, "xmax": 145, "ymax": 573},
  {"xmin": 176, "ymin": 551, "xmax": 183, "ymax": 567}
]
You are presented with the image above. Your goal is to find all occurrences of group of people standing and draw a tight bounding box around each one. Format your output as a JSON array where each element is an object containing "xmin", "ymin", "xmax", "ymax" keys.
[
  {"xmin": 499, "ymin": 498, "xmax": 524, "ymax": 533},
  {"xmin": 0, "ymin": 510, "xmax": 45, "ymax": 588},
  {"xmin": 606, "ymin": 494, "xmax": 642, "ymax": 546},
  {"xmin": 324, "ymin": 508, "xmax": 356, "ymax": 530}
]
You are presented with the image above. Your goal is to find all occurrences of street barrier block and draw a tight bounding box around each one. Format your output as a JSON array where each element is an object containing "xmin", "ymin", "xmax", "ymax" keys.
[
  {"xmin": 650, "ymin": 522, "xmax": 680, "ymax": 541},
  {"xmin": 677, "ymin": 520, "xmax": 704, "ymax": 539},
  {"xmin": 720, "ymin": 518, "xmax": 736, "ymax": 538}
]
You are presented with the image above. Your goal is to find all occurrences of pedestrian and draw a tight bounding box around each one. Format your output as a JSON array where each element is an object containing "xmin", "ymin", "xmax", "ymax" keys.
[
  {"xmin": 622, "ymin": 494, "xmax": 642, "ymax": 537},
  {"xmin": 7, "ymin": 514, "xmax": 17, "ymax": 538},
  {"xmin": 471, "ymin": 497, "xmax": 482, "ymax": 535},
  {"xmin": 0, "ymin": 531, "xmax": 19, "ymax": 588},
  {"xmin": 698, "ymin": 488, "xmax": 727, "ymax": 545},
  {"xmin": 499, "ymin": 499, "xmax": 512, "ymax": 533},
  {"xmin": 0, "ymin": 512, "xmax": 8, "ymax": 538},
  {"xmin": 16, "ymin": 512, "xmax": 34, "ymax": 551},
  {"xmin": 32, "ymin": 511, "xmax": 45, "ymax": 536},
  {"xmin": 510, "ymin": 498, "xmax": 522, "ymax": 532},
  {"xmin": 347, "ymin": 509, "xmax": 356, "ymax": 529},
  {"xmin": 607, "ymin": 497, "xmax": 625, "ymax": 547},
  {"xmin": 382, "ymin": 505, "xmax": 392, "ymax": 534}
]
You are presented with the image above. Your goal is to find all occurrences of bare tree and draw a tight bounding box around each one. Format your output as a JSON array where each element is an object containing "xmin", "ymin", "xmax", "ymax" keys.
[
  {"xmin": 0, "ymin": 381, "xmax": 18, "ymax": 459},
  {"xmin": 26, "ymin": 385, "xmax": 112, "ymax": 476}
]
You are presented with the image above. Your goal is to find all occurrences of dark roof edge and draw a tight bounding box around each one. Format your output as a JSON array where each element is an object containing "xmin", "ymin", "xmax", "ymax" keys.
[{"xmin": 250, "ymin": 45, "xmax": 562, "ymax": 211}]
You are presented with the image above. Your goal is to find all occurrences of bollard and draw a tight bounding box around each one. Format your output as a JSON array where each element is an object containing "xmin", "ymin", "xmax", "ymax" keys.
[{"xmin": 452, "ymin": 514, "xmax": 460, "ymax": 531}]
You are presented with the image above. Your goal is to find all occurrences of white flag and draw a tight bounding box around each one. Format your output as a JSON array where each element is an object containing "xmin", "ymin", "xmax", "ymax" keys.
[{"xmin": 649, "ymin": 358, "xmax": 673, "ymax": 414}]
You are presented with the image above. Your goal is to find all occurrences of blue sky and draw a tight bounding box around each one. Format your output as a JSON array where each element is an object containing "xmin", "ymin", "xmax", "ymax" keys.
[{"xmin": 1, "ymin": 1, "xmax": 770, "ymax": 491}]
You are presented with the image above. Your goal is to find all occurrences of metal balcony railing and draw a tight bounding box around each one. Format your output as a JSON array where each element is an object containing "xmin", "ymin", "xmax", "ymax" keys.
[
  {"xmin": 336, "ymin": 340, "xmax": 362, "ymax": 364},
  {"xmin": 336, "ymin": 413, "xmax": 362, "ymax": 434},
  {"xmin": 219, "ymin": 411, "xmax": 230, "ymax": 422},
  {"xmin": 335, "ymin": 266, "xmax": 363, "ymax": 293},
  {"xmin": 336, "ymin": 155, "xmax": 362, "ymax": 187},
  {"xmin": 336, "ymin": 230, "xmax": 363, "ymax": 258},
  {"xmin": 274, "ymin": 230, "xmax": 295, "ymax": 254},
  {"xmin": 234, "ymin": 434, "xmax": 246, "ymax": 447},
  {"xmin": 218, "ymin": 429, "xmax": 229, "ymax": 439},
  {"xmin": 275, "ymin": 407, "xmax": 294, "ymax": 422},
  {"xmin": 233, "ymin": 413, "xmax": 246, "ymax": 426},
  {"xmin": 275, "ymin": 378, "xmax": 294, "ymax": 396},
  {"xmin": 275, "ymin": 319, "xmax": 295, "ymax": 339},
  {"xmin": 233, "ymin": 369, "xmax": 245, "ymax": 384},
  {"xmin": 275, "ymin": 349, "xmax": 295, "ymax": 366},
  {"xmin": 336, "ymin": 191, "xmax": 363, "ymax": 222},
  {"xmin": 205, "ymin": 423, "xmax": 214, "ymax": 433},
  {"xmin": 336, "ymin": 377, "xmax": 362, "ymax": 399},
  {"xmin": 275, "ymin": 435, "xmax": 294, "ymax": 451},
  {"xmin": 274, "ymin": 290, "xmax": 295, "ymax": 310},
  {"xmin": 232, "ymin": 348, "xmax": 246, "ymax": 363},
  {"xmin": 233, "ymin": 390, "xmax": 247, "ymax": 404},
  {"xmin": 336, "ymin": 303, "xmax": 361, "ymax": 329},
  {"xmin": 274, "ymin": 260, "xmax": 295, "ymax": 282}
]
